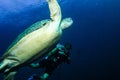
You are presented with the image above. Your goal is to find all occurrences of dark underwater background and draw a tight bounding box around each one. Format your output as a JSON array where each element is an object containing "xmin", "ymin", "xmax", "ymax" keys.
[{"xmin": 0, "ymin": 0, "xmax": 120, "ymax": 80}]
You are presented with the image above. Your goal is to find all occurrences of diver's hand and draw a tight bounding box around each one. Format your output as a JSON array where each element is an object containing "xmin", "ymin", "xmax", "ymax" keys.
[{"xmin": 29, "ymin": 63, "xmax": 40, "ymax": 68}]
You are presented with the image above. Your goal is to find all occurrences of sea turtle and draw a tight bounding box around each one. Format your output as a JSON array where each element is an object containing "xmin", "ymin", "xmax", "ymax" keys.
[{"xmin": 0, "ymin": 0, "xmax": 73, "ymax": 80}]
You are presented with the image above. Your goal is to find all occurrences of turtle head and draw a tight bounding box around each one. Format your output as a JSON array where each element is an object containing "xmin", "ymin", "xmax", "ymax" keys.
[{"xmin": 60, "ymin": 18, "xmax": 73, "ymax": 30}]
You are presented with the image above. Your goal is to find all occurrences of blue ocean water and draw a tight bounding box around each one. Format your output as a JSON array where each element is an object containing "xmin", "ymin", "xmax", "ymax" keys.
[{"xmin": 0, "ymin": 0, "xmax": 120, "ymax": 80}]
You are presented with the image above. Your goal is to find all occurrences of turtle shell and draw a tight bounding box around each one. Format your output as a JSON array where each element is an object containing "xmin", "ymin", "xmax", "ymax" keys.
[{"xmin": 6, "ymin": 19, "xmax": 50, "ymax": 52}]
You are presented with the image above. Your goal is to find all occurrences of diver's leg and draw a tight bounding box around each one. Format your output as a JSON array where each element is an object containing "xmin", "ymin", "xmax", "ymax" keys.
[
  {"xmin": 47, "ymin": 0, "xmax": 61, "ymax": 21},
  {"xmin": 30, "ymin": 73, "xmax": 49, "ymax": 80},
  {"xmin": 40, "ymin": 73, "xmax": 49, "ymax": 80}
]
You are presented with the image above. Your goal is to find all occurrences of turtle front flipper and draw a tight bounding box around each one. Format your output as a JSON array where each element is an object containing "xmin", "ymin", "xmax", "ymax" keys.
[{"xmin": 47, "ymin": 0, "xmax": 61, "ymax": 22}]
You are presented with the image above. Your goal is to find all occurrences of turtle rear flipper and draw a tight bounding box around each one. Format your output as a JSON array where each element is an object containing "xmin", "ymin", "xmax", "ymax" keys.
[
  {"xmin": 4, "ymin": 71, "xmax": 17, "ymax": 80},
  {"xmin": 0, "ymin": 59, "xmax": 18, "ymax": 80},
  {"xmin": 0, "ymin": 60, "xmax": 9, "ymax": 72}
]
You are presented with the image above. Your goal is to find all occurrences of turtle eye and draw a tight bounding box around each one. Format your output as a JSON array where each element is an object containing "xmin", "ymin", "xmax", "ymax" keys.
[{"xmin": 43, "ymin": 23, "xmax": 47, "ymax": 26}]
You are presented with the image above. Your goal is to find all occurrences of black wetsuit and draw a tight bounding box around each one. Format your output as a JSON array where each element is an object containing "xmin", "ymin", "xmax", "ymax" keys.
[{"xmin": 38, "ymin": 47, "xmax": 70, "ymax": 75}]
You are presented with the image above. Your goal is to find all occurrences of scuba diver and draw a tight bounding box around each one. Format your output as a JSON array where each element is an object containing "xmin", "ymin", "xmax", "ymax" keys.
[{"xmin": 28, "ymin": 43, "xmax": 72, "ymax": 80}]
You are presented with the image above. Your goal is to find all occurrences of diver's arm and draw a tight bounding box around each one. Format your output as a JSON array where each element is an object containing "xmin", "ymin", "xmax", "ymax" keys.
[
  {"xmin": 47, "ymin": 47, "xmax": 58, "ymax": 57},
  {"xmin": 47, "ymin": 0, "xmax": 61, "ymax": 21}
]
